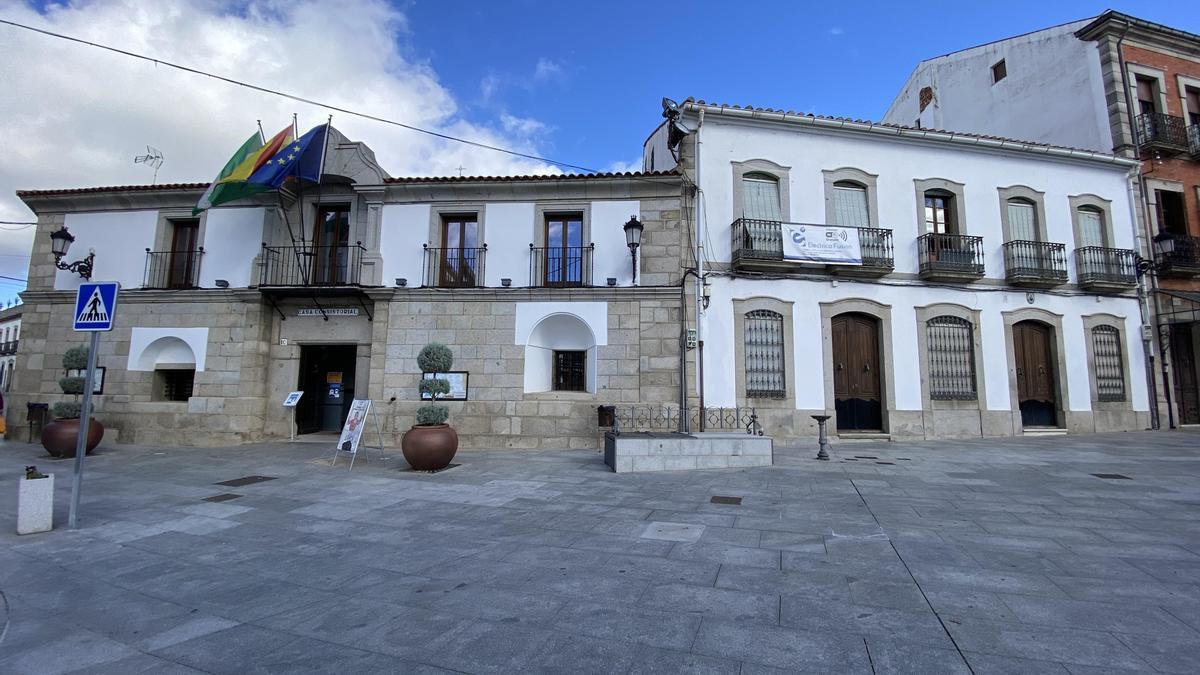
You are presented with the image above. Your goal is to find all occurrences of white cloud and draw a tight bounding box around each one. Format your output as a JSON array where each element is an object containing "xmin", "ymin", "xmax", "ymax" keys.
[
  {"xmin": 0, "ymin": 0, "xmax": 558, "ymax": 283},
  {"xmin": 829, "ymin": 27, "xmax": 845, "ymax": 36},
  {"xmin": 533, "ymin": 57, "xmax": 564, "ymax": 82},
  {"xmin": 605, "ymin": 157, "xmax": 644, "ymax": 174}
]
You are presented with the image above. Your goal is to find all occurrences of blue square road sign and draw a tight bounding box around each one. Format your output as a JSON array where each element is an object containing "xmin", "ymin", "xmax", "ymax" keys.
[{"xmin": 73, "ymin": 282, "xmax": 120, "ymax": 332}]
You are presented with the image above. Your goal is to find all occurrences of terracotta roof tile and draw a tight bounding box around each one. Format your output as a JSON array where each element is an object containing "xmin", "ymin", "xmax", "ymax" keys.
[{"xmin": 17, "ymin": 182, "xmax": 208, "ymax": 197}]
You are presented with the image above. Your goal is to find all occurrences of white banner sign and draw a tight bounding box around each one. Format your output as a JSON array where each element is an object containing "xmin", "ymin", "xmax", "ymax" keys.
[{"xmin": 781, "ymin": 223, "xmax": 862, "ymax": 265}]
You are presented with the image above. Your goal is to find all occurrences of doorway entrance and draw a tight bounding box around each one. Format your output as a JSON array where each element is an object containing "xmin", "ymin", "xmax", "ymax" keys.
[
  {"xmin": 297, "ymin": 345, "xmax": 357, "ymax": 434},
  {"xmin": 1013, "ymin": 320, "xmax": 1058, "ymax": 427},
  {"xmin": 1170, "ymin": 323, "xmax": 1200, "ymax": 425},
  {"xmin": 832, "ymin": 313, "xmax": 883, "ymax": 431}
]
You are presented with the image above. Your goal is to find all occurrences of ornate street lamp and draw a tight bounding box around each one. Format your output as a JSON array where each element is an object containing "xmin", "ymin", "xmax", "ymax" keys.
[
  {"xmin": 49, "ymin": 226, "xmax": 94, "ymax": 280},
  {"xmin": 623, "ymin": 215, "xmax": 643, "ymax": 284}
]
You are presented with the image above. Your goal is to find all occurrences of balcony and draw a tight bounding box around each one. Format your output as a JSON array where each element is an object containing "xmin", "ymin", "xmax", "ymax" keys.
[
  {"xmin": 1189, "ymin": 124, "xmax": 1200, "ymax": 158},
  {"xmin": 143, "ymin": 248, "xmax": 203, "ymax": 289},
  {"xmin": 1156, "ymin": 234, "xmax": 1200, "ymax": 278},
  {"xmin": 730, "ymin": 218, "xmax": 894, "ymax": 276},
  {"xmin": 917, "ymin": 233, "xmax": 985, "ymax": 281},
  {"xmin": 1003, "ymin": 240, "xmax": 1068, "ymax": 287},
  {"xmin": 530, "ymin": 244, "xmax": 594, "ymax": 288},
  {"xmin": 1135, "ymin": 113, "xmax": 1189, "ymax": 155},
  {"xmin": 0, "ymin": 340, "xmax": 17, "ymax": 356},
  {"xmin": 1076, "ymin": 246, "xmax": 1138, "ymax": 291},
  {"xmin": 259, "ymin": 242, "xmax": 365, "ymax": 288},
  {"xmin": 422, "ymin": 245, "xmax": 486, "ymax": 288}
]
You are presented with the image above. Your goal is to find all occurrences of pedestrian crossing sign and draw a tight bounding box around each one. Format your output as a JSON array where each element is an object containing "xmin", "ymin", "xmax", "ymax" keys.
[{"xmin": 73, "ymin": 282, "xmax": 120, "ymax": 332}]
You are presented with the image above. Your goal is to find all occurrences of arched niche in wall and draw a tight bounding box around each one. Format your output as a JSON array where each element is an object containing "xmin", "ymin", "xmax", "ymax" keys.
[{"xmin": 523, "ymin": 313, "xmax": 598, "ymax": 394}]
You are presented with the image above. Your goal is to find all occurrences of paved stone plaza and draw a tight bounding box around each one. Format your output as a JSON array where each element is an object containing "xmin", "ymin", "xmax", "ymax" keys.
[{"xmin": 2, "ymin": 431, "xmax": 1199, "ymax": 673}]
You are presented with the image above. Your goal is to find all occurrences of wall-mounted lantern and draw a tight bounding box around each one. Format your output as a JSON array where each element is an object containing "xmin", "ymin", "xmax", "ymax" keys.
[
  {"xmin": 623, "ymin": 215, "xmax": 643, "ymax": 285},
  {"xmin": 50, "ymin": 226, "xmax": 94, "ymax": 280}
]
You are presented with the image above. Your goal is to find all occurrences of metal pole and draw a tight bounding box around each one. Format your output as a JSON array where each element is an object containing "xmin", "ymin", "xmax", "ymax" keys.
[
  {"xmin": 812, "ymin": 415, "xmax": 832, "ymax": 461},
  {"xmin": 68, "ymin": 330, "xmax": 100, "ymax": 529}
]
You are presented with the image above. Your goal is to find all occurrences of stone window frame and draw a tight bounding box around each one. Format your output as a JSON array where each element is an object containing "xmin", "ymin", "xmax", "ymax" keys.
[
  {"xmin": 152, "ymin": 209, "xmax": 208, "ymax": 253},
  {"xmin": 913, "ymin": 178, "xmax": 968, "ymax": 237},
  {"xmin": 292, "ymin": 195, "xmax": 361, "ymax": 247},
  {"xmin": 426, "ymin": 203, "xmax": 486, "ymax": 252},
  {"xmin": 822, "ymin": 167, "xmax": 880, "ymax": 227},
  {"xmin": 1144, "ymin": 178, "xmax": 1187, "ymax": 235},
  {"xmin": 818, "ymin": 298, "xmax": 896, "ymax": 431},
  {"xmin": 1068, "ymin": 194, "xmax": 1116, "ymax": 248},
  {"xmin": 532, "ymin": 203, "xmax": 591, "ymax": 249},
  {"xmin": 914, "ymin": 303, "xmax": 987, "ymax": 412},
  {"xmin": 1082, "ymin": 314, "xmax": 1133, "ymax": 410},
  {"xmin": 733, "ymin": 296, "xmax": 795, "ymax": 410},
  {"xmin": 1177, "ymin": 74, "xmax": 1200, "ymax": 120},
  {"xmin": 997, "ymin": 185, "xmax": 1048, "ymax": 242},
  {"xmin": 1001, "ymin": 307, "xmax": 1071, "ymax": 430},
  {"xmin": 1126, "ymin": 63, "xmax": 1170, "ymax": 114},
  {"xmin": 732, "ymin": 159, "xmax": 791, "ymax": 222}
]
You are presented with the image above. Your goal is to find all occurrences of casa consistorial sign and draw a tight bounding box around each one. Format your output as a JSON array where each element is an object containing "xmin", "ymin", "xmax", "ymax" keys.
[
  {"xmin": 297, "ymin": 307, "xmax": 360, "ymax": 317},
  {"xmin": 781, "ymin": 223, "xmax": 863, "ymax": 265}
]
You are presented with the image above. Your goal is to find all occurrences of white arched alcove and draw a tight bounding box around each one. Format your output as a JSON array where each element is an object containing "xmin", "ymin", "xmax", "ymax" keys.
[
  {"xmin": 516, "ymin": 303, "xmax": 606, "ymax": 394},
  {"xmin": 127, "ymin": 327, "xmax": 209, "ymax": 372}
]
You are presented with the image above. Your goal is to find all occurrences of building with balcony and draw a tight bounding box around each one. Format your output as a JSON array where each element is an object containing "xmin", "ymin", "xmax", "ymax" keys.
[
  {"xmin": 7, "ymin": 128, "xmax": 685, "ymax": 448},
  {"xmin": 645, "ymin": 98, "xmax": 1150, "ymax": 439},
  {"xmin": 0, "ymin": 304, "xmax": 20, "ymax": 393},
  {"xmin": 884, "ymin": 10, "xmax": 1200, "ymax": 427}
]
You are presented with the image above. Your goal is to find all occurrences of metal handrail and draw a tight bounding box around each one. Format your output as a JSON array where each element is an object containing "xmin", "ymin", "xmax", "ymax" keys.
[
  {"xmin": 529, "ymin": 244, "xmax": 593, "ymax": 287},
  {"xmin": 143, "ymin": 248, "xmax": 204, "ymax": 289},
  {"xmin": 422, "ymin": 245, "xmax": 486, "ymax": 288},
  {"xmin": 1135, "ymin": 112, "xmax": 1189, "ymax": 149},
  {"xmin": 259, "ymin": 242, "xmax": 366, "ymax": 286},
  {"xmin": 730, "ymin": 218, "xmax": 894, "ymax": 267},
  {"xmin": 917, "ymin": 233, "xmax": 985, "ymax": 275},
  {"xmin": 1076, "ymin": 246, "xmax": 1137, "ymax": 285},
  {"xmin": 1002, "ymin": 240, "xmax": 1067, "ymax": 281}
]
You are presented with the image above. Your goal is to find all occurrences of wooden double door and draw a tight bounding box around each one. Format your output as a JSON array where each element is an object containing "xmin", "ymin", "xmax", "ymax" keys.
[
  {"xmin": 1013, "ymin": 321, "xmax": 1058, "ymax": 427},
  {"xmin": 1170, "ymin": 323, "xmax": 1200, "ymax": 425},
  {"xmin": 832, "ymin": 313, "xmax": 882, "ymax": 431}
]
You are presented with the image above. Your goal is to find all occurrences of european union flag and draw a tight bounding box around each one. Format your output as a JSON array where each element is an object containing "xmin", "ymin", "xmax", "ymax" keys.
[{"xmin": 248, "ymin": 124, "xmax": 328, "ymax": 189}]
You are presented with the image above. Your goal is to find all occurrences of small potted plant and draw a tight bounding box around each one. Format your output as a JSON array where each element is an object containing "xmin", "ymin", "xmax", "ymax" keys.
[
  {"xmin": 18, "ymin": 465, "xmax": 54, "ymax": 534},
  {"xmin": 41, "ymin": 345, "xmax": 104, "ymax": 458},
  {"xmin": 401, "ymin": 342, "xmax": 458, "ymax": 471}
]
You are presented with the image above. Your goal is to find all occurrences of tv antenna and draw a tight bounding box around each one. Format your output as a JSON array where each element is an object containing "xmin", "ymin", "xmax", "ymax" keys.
[{"xmin": 134, "ymin": 146, "xmax": 164, "ymax": 184}]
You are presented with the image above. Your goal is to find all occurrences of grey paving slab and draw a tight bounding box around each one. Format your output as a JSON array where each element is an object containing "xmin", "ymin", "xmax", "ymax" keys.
[{"xmin": 2, "ymin": 430, "xmax": 1199, "ymax": 673}]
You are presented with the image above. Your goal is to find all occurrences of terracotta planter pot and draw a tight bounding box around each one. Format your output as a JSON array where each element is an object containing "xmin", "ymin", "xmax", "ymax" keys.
[
  {"xmin": 401, "ymin": 424, "xmax": 458, "ymax": 471},
  {"xmin": 41, "ymin": 418, "xmax": 104, "ymax": 459}
]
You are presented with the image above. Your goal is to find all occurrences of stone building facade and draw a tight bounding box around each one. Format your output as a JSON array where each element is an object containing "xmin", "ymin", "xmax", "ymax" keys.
[{"xmin": 7, "ymin": 131, "xmax": 688, "ymax": 448}]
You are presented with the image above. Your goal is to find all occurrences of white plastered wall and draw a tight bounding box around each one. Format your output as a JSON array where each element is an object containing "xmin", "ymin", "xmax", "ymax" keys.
[
  {"xmin": 200, "ymin": 207, "xmax": 265, "ymax": 287},
  {"xmin": 127, "ymin": 327, "xmax": 209, "ymax": 372},
  {"xmin": 515, "ymin": 302, "xmax": 608, "ymax": 393},
  {"xmin": 56, "ymin": 211, "xmax": 159, "ymax": 290}
]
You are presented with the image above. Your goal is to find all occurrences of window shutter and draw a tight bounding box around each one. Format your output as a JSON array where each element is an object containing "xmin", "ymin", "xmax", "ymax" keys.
[
  {"xmin": 832, "ymin": 184, "xmax": 870, "ymax": 228},
  {"xmin": 1091, "ymin": 326, "xmax": 1125, "ymax": 401},
  {"xmin": 1077, "ymin": 208, "xmax": 1105, "ymax": 248},
  {"xmin": 927, "ymin": 316, "xmax": 977, "ymax": 400},
  {"xmin": 742, "ymin": 176, "xmax": 782, "ymax": 222},
  {"xmin": 1007, "ymin": 200, "xmax": 1037, "ymax": 241},
  {"xmin": 745, "ymin": 310, "xmax": 785, "ymax": 398}
]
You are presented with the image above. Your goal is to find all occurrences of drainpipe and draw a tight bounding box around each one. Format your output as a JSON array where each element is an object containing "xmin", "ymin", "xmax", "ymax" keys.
[
  {"xmin": 695, "ymin": 109, "xmax": 706, "ymax": 428},
  {"xmin": 1125, "ymin": 163, "xmax": 1160, "ymax": 430},
  {"xmin": 1116, "ymin": 20, "xmax": 1174, "ymax": 428}
]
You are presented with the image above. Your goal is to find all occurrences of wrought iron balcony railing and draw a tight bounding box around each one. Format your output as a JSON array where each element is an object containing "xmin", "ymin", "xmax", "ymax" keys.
[
  {"xmin": 529, "ymin": 244, "xmax": 593, "ymax": 287},
  {"xmin": 1156, "ymin": 234, "xmax": 1200, "ymax": 278},
  {"xmin": 1002, "ymin": 240, "xmax": 1068, "ymax": 286},
  {"xmin": 1189, "ymin": 124, "xmax": 1200, "ymax": 158},
  {"xmin": 730, "ymin": 218, "xmax": 894, "ymax": 272},
  {"xmin": 1135, "ymin": 113, "xmax": 1189, "ymax": 153},
  {"xmin": 0, "ymin": 340, "xmax": 17, "ymax": 356},
  {"xmin": 422, "ymin": 245, "xmax": 486, "ymax": 288},
  {"xmin": 143, "ymin": 248, "xmax": 204, "ymax": 289},
  {"xmin": 917, "ymin": 233, "xmax": 985, "ymax": 280},
  {"xmin": 1075, "ymin": 246, "xmax": 1138, "ymax": 290},
  {"xmin": 259, "ymin": 242, "xmax": 365, "ymax": 287}
]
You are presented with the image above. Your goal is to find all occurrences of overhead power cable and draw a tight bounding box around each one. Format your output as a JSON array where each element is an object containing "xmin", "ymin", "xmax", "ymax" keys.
[
  {"xmin": 0, "ymin": 18, "xmax": 613, "ymax": 175},
  {"xmin": 0, "ymin": 221, "xmax": 36, "ymax": 230}
]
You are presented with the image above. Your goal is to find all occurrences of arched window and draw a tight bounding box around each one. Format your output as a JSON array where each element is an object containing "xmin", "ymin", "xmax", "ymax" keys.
[
  {"xmin": 1077, "ymin": 206, "xmax": 1106, "ymax": 248},
  {"xmin": 1006, "ymin": 198, "xmax": 1038, "ymax": 241},
  {"xmin": 926, "ymin": 316, "xmax": 976, "ymax": 400},
  {"xmin": 1091, "ymin": 325, "xmax": 1125, "ymax": 401},
  {"xmin": 832, "ymin": 181, "xmax": 870, "ymax": 228},
  {"xmin": 742, "ymin": 172, "xmax": 782, "ymax": 222},
  {"xmin": 745, "ymin": 309, "xmax": 785, "ymax": 398},
  {"xmin": 924, "ymin": 190, "xmax": 956, "ymax": 234}
]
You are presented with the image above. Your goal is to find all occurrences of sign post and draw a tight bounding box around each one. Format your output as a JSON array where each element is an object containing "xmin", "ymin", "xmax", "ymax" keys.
[
  {"xmin": 282, "ymin": 391, "xmax": 304, "ymax": 441},
  {"xmin": 69, "ymin": 281, "xmax": 120, "ymax": 529}
]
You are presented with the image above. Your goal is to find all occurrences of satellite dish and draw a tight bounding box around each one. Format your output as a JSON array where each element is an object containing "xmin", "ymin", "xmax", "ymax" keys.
[{"xmin": 134, "ymin": 146, "xmax": 165, "ymax": 184}]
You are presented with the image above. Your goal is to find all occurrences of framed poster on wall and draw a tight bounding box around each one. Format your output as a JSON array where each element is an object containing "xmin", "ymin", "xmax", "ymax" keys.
[
  {"xmin": 67, "ymin": 367, "xmax": 105, "ymax": 395},
  {"xmin": 421, "ymin": 371, "xmax": 469, "ymax": 401}
]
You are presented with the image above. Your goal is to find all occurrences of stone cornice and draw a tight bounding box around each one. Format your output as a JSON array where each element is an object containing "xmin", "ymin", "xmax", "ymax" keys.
[{"xmin": 21, "ymin": 286, "xmax": 683, "ymax": 305}]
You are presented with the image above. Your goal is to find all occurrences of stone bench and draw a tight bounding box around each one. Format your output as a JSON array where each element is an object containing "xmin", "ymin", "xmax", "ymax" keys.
[{"xmin": 603, "ymin": 431, "xmax": 773, "ymax": 473}]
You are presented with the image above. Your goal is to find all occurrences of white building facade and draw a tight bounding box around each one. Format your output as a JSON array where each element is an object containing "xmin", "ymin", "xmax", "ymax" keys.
[
  {"xmin": 646, "ymin": 99, "xmax": 1151, "ymax": 438},
  {"xmin": 0, "ymin": 304, "xmax": 20, "ymax": 393}
]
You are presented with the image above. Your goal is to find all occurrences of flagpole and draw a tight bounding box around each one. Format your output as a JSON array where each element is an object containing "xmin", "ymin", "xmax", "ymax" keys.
[{"xmin": 257, "ymin": 119, "xmax": 265, "ymax": 144}]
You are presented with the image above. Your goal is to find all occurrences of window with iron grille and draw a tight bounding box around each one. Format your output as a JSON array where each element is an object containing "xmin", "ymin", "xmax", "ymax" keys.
[
  {"xmin": 744, "ymin": 310, "xmax": 785, "ymax": 398},
  {"xmin": 927, "ymin": 316, "xmax": 976, "ymax": 400},
  {"xmin": 154, "ymin": 369, "xmax": 195, "ymax": 402},
  {"xmin": 1091, "ymin": 326, "xmax": 1125, "ymax": 401},
  {"xmin": 553, "ymin": 350, "xmax": 586, "ymax": 392}
]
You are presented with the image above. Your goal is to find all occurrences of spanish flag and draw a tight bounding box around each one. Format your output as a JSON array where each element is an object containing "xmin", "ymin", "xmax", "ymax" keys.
[{"xmin": 193, "ymin": 125, "xmax": 294, "ymax": 215}]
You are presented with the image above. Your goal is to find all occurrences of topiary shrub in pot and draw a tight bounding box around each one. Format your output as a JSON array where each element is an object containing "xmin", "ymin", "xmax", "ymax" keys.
[
  {"xmin": 401, "ymin": 342, "xmax": 459, "ymax": 471},
  {"xmin": 41, "ymin": 345, "xmax": 104, "ymax": 459}
]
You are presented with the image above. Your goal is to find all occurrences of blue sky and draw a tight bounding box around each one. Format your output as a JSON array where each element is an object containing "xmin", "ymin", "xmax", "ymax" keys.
[{"xmin": 400, "ymin": 1, "xmax": 1200, "ymax": 172}]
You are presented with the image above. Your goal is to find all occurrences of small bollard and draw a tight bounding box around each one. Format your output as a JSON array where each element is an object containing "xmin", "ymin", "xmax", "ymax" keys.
[{"xmin": 811, "ymin": 415, "xmax": 832, "ymax": 461}]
